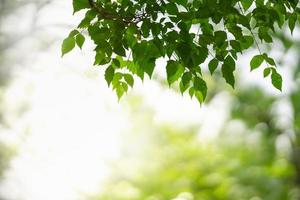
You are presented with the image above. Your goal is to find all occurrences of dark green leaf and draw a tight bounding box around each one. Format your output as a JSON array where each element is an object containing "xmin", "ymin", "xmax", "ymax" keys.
[
  {"xmin": 193, "ymin": 76, "xmax": 207, "ymax": 102},
  {"xmin": 271, "ymin": 69, "xmax": 282, "ymax": 91},
  {"xmin": 208, "ymin": 59, "xmax": 219, "ymax": 75},
  {"xmin": 241, "ymin": 0, "xmax": 254, "ymax": 11},
  {"xmin": 165, "ymin": 3, "xmax": 178, "ymax": 15},
  {"xmin": 240, "ymin": 36, "xmax": 254, "ymax": 50},
  {"xmin": 105, "ymin": 66, "xmax": 115, "ymax": 87},
  {"xmin": 214, "ymin": 31, "xmax": 227, "ymax": 47},
  {"xmin": 263, "ymin": 67, "xmax": 271, "ymax": 77},
  {"xmin": 113, "ymin": 43, "xmax": 126, "ymax": 57},
  {"xmin": 288, "ymin": 13, "xmax": 297, "ymax": 34},
  {"xmin": 222, "ymin": 55, "xmax": 236, "ymax": 88},
  {"xmin": 73, "ymin": 0, "xmax": 90, "ymax": 13},
  {"xmin": 166, "ymin": 60, "xmax": 184, "ymax": 86},
  {"xmin": 250, "ymin": 55, "xmax": 264, "ymax": 71}
]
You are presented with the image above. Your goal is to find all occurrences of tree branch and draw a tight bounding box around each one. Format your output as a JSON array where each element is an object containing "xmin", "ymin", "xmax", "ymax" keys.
[
  {"xmin": 88, "ymin": 0, "xmax": 128, "ymax": 23},
  {"xmin": 87, "ymin": 0, "xmax": 148, "ymax": 25}
]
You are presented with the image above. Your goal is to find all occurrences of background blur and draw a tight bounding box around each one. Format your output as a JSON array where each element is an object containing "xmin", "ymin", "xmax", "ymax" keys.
[{"xmin": 0, "ymin": 0, "xmax": 300, "ymax": 199}]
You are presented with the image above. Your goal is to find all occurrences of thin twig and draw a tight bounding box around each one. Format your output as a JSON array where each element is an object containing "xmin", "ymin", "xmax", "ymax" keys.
[{"xmin": 238, "ymin": 2, "xmax": 262, "ymax": 55}]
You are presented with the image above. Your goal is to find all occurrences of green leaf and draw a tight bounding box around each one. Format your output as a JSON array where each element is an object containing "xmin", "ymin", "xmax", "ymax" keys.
[
  {"xmin": 240, "ymin": 36, "xmax": 254, "ymax": 50},
  {"xmin": 230, "ymin": 40, "xmax": 242, "ymax": 52},
  {"xmin": 271, "ymin": 69, "xmax": 282, "ymax": 91},
  {"xmin": 61, "ymin": 37, "xmax": 75, "ymax": 57},
  {"xmin": 104, "ymin": 66, "xmax": 115, "ymax": 87},
  {"xmin": 166, "ymin": 60, "xmax": 184, "ymax": 86},
  {"xmin": 141, "ymin": 20, "xmax": 150, "ymax": 38},
  {"xmin": 263, "ymin": 67, "xmax": 271, "ymax": 77},
  {"xmin": 76, "ymin": 33, "xmax": 85, "ymax": 49},
  {"xmin": 112, "ymin": 72, "xmax": 123, "ymax": 88},
  {"xmin": 262, "ymin": 54, "xmax": 276, "ymax": 66},
  {"xmin": 214, "ymin": 31, "xmax": 227, "ymax": 47},
  {"xmin": 288, "ymin": 13, "xmax": 297, "ymax": 34},
  {"xmin": 121, "ymin": 81, "xmax": 128, "ymax": 93},
  {"xmin": 241, "ymin": 0, "xmax": 254, "ymax": 11},
  {"xmin": 73, "ymin": 0, "xmax": 90, "ymax": 13},
  {"xmin": 69, "ymin": 30, "xmax": 79, "ymax": 37},
  {"xmin": 208, "ymin": 59, "xmax": 219, "ymax": 75},
  {"xmin": 222, "ymin": 55, "xmax": 236, "ymax": 88},
  {"xmin": 193, "ymin": 76, "xmax": 207, "ymax": 102},
  {"xmin": 94, "ymin": 51, "xmax": 105, "ymax": 65},
  {"xmin": 113, "ymin": 43, "xmax": 126, "ymax": 57},
  {"xmin": 179, "ymin": 81, "xmax": 188, "ymax": 94},
  {"xmin": 194, "ymin": 46, "xmax": 208, "ymax": 65},
  {"xmin": 189, "ymin": 87, "xmax": 194, "ymax": 98},
  {"xmin": 78, "ymin": 10, "xmax": 97, "ymax": 28},
  {"xmin": 181, "ymin": 72, "xmax": 192, "ymax": 87},
  {"xmin": 172, "ymin": 0, "xmax": 187, "ymax": 6},
  {"xmin": 124, "ymin": 74, "xmax": 134, "ymax": 87},
  {"xmin": 165, "ymin": 3, "xmax": 178, "ymax": 15},
  {"xmin": 258, "ymin": 28, "xmax": 273, "ymax": 43},
  {"xmin": 112, "ymin": 58, "xmax": 121, "ymax": 68},
  {"xmin": 250, "ymin": 55, "xmax": 264, "ymax": 71},
  {"xmin": 265, "ymin": 57, "xmax": 276, "ymax": 66},
  {"xmin": 143, "ymin": 58, "xmax": 156, "ymax": 78},
  {"xmin": 116, "ymin": 85, "xmax": 125, "ymax": 100},
  {"xmin": 179, "ymin": 72, "xmax": 192, "ymax": 94}
]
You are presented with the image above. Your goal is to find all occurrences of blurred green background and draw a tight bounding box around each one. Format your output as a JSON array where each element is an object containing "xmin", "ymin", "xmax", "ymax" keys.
[{"xmin": 89, "ymin": 85, "xmax": 300, "ymax": 200}]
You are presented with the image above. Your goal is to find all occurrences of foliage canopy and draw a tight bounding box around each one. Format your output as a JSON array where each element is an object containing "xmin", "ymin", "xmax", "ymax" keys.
[{"xmin": 63, "ymin": 0, "xmax": 300, "ymax": 103}]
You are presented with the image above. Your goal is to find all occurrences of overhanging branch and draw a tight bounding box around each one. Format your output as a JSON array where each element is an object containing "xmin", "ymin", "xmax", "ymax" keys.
[
  {"xmin": 87, "ymin": 0, "xmax": 148, "ymax": 25},
  {"xmin": 88, "ymin": 0, "xmax": 129, "ymax": 23}
]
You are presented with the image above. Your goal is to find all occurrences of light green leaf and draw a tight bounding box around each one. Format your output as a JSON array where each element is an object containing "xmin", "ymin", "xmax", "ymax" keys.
[
  {"xmin": 69, "ymin": 30, "xmax": 79, "ymax": 37},
  {"xmin": 116, "ymin": 85, "xmax": 125, "ymax": 100},
  {"xmin": 61, "ymin": 37, "xmax": 75, "ymax": 57},
  {"xmin": 124, "ymin": 74, "xmax": 134, "ymax": 87},
  {"xmin": 112, "ymin": 72, "xmax": 123, "ymax": 88},
  {"xmin": 76, "ymin": 33, "xmax": 85, "ymax": 49},
  {"xmin": 189, "ymin": 87, "xmax": 194, "ymax": 98}
]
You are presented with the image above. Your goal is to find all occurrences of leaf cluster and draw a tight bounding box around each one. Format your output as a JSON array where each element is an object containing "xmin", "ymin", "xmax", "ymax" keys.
[{"xmin": 63, "ymin": 0, "xmax": 300, "ymax": 102}]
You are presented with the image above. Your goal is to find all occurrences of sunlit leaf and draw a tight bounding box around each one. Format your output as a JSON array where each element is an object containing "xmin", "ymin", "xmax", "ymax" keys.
[{"xmin": 61, "ymin": 37, "xmax": 75, "ymax": 57}]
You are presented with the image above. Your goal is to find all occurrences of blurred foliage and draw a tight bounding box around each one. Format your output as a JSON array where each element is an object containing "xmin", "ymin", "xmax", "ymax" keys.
[
  {"xmin": 0, "ymin": 0, "xmax": 40, "ymax": 194},
  {"xmin": 0, "ymin": 143, "xmax": 14, "ymax": 179},
  {"xmin": 88, "ymin": 95, "xmax": 298, "ymax": 200},
  {"xmin": 231, "ymin": 88, "xmax": 276, "ymax": 129}
]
